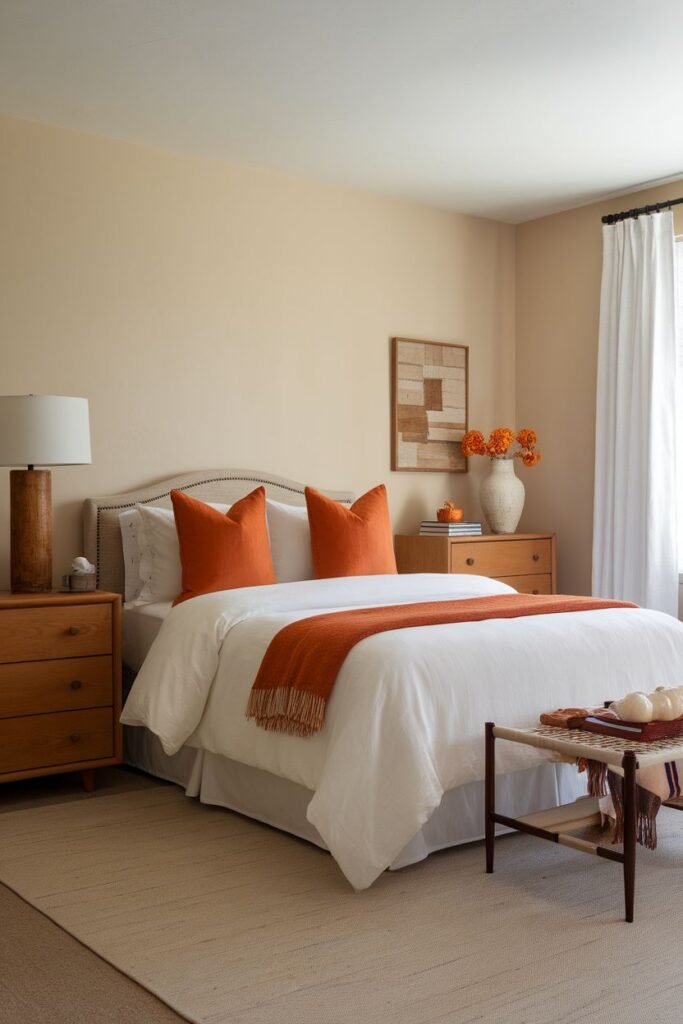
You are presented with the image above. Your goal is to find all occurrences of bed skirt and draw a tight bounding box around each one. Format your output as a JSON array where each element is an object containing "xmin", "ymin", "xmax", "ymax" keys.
[{"xmin": 124, "ymin": 725, "xmax": 585, "ymax": 872}]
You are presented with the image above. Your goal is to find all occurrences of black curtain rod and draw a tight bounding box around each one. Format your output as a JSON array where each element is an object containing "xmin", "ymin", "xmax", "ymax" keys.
[{"xmin": 602, "ymin": 196, "xmax": 683, "ymax": 225}]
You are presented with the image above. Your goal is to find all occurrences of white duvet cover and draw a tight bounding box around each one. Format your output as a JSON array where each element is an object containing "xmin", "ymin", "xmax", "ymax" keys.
[{"xmin": 121, "ymin": 573, "xmax": 683, "ymax": 889}]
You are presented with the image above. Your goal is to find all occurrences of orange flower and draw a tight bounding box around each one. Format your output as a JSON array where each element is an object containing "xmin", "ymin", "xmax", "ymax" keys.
[
  {"xmin": 461, "ymin": 430, "xmax": 486, "ymax": 457},
  {"xmin": 516, "ymin": 428, "xmax": 537, "ymax": 450},
  {"xmin": 485, "ymin": 427, "xmax": 515, "ymax": 457},
  {"xmin": 462, "ymin": 425, "xmax": 542, "ymax": 464}
]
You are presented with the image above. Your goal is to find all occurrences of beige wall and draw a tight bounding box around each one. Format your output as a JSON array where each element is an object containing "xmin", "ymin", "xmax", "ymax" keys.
[
  {"xmin": 516, "ymin": 181, "xmax": 683, "ymax": 594},
  {"xmin": 0, "ymin": 114, "xmax": 516, "ymax": 587}
]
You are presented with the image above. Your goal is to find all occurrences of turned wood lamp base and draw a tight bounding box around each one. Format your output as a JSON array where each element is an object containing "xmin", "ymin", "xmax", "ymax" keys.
[{"xmin": 10, "ymin": 468, "xmax": 53, "ymax": 593}]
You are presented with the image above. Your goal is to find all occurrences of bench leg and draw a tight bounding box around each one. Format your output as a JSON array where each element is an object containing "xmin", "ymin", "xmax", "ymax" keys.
[
  {"xmin": 622, "ymin": 751, "xmax": 637, "ymax": 923},
  {"xmin": 485, "ymin": 722, "xmax": 495, "ymax": 873}
]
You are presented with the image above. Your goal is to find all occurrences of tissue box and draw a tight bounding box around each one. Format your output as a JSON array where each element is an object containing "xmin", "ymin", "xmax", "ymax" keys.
[{"xmin": 63, "ymin": 572, "xmax": 96, "ymax": 592}]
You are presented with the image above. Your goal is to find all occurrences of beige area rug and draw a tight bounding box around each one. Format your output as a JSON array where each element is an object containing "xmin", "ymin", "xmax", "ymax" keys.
[{"xmin": 2, "ymin": 787, "xmax": 683, "ymax": 1024}]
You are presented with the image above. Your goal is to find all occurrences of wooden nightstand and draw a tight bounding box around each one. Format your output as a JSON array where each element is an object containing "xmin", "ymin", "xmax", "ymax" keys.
[
  {"xmin": 0, "ymin": 591, "xmax": 122, "ymax": 791},
  {"xmin": 394, "ymin": 533, "xmax": 557, "ymax": 594}
]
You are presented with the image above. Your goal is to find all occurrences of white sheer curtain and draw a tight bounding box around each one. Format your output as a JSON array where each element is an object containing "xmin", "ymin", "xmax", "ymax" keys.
[
  {"xmin": 676, "ymin": 238, "xmax": 683, "ymax": 573},
  {"xmin": 592, "ymin": 210, "xmax": 678, "ymax": 615}
]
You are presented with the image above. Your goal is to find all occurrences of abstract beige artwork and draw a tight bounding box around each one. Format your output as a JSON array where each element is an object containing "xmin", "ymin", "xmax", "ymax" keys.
[{"xmin": 391, "ymin": 337, "xmax": 468, "ymax": 472}]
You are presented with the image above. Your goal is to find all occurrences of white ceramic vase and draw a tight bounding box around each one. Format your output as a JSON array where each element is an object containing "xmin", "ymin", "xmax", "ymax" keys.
[{"xmin": 479, "ymin": 458, "xmax": 525, "ymax": 534}]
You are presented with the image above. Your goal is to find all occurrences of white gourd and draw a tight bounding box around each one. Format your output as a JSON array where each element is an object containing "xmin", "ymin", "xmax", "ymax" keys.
[
  {"xmin": 611, "ymin": 692, "xmax": 653, "ymax": 723},
  {"xmin": 649, "ymin": 689, "xmax": 677, "ymax": 721},
  {"xmin": 666, "ymin": 689, "xmax": 683, "ymax": 718}
]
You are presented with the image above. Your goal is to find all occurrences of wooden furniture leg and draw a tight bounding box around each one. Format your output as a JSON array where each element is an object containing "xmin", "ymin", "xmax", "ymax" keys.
[
  {"xmin": 622, "ymin": 751, "xmax": 637, "ymax": 923},
  {"xmin": 80, "ymin": 769, "xmax": 96, "ymax": 793},
  {"xmin": 485, "ymin": 722, "xmax": 495, "ymax": 873}
]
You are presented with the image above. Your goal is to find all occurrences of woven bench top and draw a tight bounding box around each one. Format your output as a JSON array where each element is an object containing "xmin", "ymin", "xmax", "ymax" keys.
[{"xmin": 493, "ymin": 723, "xmax": 683, "ymax": 769}]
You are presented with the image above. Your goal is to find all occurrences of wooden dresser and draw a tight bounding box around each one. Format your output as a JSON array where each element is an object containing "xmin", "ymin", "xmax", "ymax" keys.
[
  {"xmin": 394, "ymin": 533, "xmax": 556, "ymax": 594},
  {"xmin": 0, "ymin": 591, "xmax": 122, "ymax": 791}
]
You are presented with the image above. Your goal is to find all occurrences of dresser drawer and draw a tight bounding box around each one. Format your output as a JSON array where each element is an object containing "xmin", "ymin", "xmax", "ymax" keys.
[
  {"xmin": 494, "ymin": 574, "xmax": 553, "ymax": 595},
  {"xmin": 0, "ymin": 604, "xmax": 112, "ymax": 664},
  {"xmin": 449, "ymin": 538, "xmax": 553, "ymax": 577},
  {"xmin": 0, "ymin": 708, "xmax": 114, "ymax": 774},
  {"xmin": 0, "ymin": 656, "xmax": 112, "ymax": 718}
]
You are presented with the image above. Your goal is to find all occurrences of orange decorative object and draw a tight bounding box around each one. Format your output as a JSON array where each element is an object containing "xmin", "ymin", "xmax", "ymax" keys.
[
  {"xmin": 305, "ymin": 484, "xmax": 397, "ymax": 579},
  {"xmin": 247, "ymin": 595, "xmax": 635, "ymax": 737},
  {"xmin": 485, "ymin": 427, "xmax": 515, "ymax": 457},
  {"xmin": 461, "ymin": 430, "xmax": 487, "ymax": 457},
  {"xmin": 437, "ymin": 501, "xmax": 464, "ymax": 523},
  {"xmin": 171, "ymin": 486, "xmax": 275, "ymax": 604},
  {"xmin": 461, "ymin": 425, "xmax": 542, "ymax": 468},
  {"xmin": 516, "ymin": 428, "xmax": 537, "ymax": 450}
]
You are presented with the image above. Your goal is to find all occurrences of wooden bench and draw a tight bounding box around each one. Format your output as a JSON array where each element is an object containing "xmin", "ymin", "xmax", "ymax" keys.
[{"xmin": 484, "ymin": 722, "xmax": 683, "ymax": 922}]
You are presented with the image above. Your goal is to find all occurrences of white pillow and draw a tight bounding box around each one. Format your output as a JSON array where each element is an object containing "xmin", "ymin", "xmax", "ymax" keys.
[
  {"xmin": 118, "ymin": 508, "xmax": 144, "ymax": 604},
  {"xmin": 266, "ymin": 500, "xmax": 314, "ymax": 583},
  {"xmin": 136, "ymin": 500, "xmax": 229, "ymax": 604}
]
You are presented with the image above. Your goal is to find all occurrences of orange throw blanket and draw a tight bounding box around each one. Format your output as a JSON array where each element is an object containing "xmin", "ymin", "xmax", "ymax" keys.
[{"xmin": 246, "ymin": 593, "xmax": 636, "ymax": 737}]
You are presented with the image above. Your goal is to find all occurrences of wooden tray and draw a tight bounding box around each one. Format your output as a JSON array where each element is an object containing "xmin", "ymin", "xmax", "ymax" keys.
[{"xmin": 569, "ymin": 713, "xmax": 683, "ymax": 742}]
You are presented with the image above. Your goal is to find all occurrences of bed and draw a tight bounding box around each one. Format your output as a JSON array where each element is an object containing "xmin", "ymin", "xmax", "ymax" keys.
[{"xmin": 84, "ymin": 468, "xmax": 683, "ymax": 890}]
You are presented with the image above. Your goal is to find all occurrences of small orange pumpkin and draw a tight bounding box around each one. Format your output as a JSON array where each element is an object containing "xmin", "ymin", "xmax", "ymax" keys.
[{"xmin": 436, "ymin": 501, "xmax": 464, "ymax": 523}]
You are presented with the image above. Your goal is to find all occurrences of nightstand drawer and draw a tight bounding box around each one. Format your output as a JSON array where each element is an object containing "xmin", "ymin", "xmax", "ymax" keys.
[
  {"xmin": 449, "ymin": 539, "xmax": 553, "ymax": 577},
  {"xmin": 0, "ymin": 708, "xmax": 114, "ymax": 774},
  {"xmin": 494, "ymin": 574, "xmax": 553, "ymax": 595},
  {"xmin": 0, "ymin": 656, "xmax": 113, "ymax": 718},
  {"xmin": 0, "ymin": 604, "xmax": 112, "ymax": 664}
]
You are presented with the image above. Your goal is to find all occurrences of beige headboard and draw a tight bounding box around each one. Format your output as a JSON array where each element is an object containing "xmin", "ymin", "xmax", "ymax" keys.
[{"xmin": 84, "ymin": 468, "xmax": 354, "ymax": 597}]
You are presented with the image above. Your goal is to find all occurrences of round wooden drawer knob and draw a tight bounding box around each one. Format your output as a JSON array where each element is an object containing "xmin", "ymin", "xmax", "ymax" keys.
[
  {"xmin": 69, "ymin": 733, "xmax": 81, "ymax": 744},
  {"xmin": 69, "ymin": 680, "xmax": 83, "ymax": 691},
  {"xmin": 466, "ymin": 558, "xmax": 475, "ymax": 566},
  {"xmin": 532, "ymin": 554, "xmax": 540, "ymax": 562},
  {"xmin": 68, "ymin": 625, "xmax": 81, "ymax": 636}
]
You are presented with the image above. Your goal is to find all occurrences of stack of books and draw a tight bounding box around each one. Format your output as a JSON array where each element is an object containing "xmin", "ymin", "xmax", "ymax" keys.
[{"xmin": 419, "ymin": 521, "xmax": 482, "ymax": 536}]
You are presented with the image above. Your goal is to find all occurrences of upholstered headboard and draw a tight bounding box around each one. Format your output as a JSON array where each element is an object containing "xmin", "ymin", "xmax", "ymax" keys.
[{"xmin": 83, "ymin": 468, "xmax": 354, "ymax": 597}]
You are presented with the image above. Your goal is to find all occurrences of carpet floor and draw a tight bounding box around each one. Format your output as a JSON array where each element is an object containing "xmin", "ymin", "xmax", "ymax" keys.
[
  {"xmin": 2, "ymin": 782, "xmax": 683, "ymax": 1024},
  {"xmin": 0, "ymin": 768, "xmax": 186, "ymax": 1024},
  {"xmin": 0, "ymin": 882, "xmax": 185, "ymax": 1024}
]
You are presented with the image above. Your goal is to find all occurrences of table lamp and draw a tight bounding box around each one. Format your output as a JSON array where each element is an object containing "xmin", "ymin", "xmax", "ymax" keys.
[{"xmin": 0, "ymin": 395, "xmax": 91, "ymax": 593}]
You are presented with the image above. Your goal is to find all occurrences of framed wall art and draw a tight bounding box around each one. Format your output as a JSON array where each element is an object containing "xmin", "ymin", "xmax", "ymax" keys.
[{"xmin": 391, "ymin": 337, "xmax": 468, "ymax": 472}]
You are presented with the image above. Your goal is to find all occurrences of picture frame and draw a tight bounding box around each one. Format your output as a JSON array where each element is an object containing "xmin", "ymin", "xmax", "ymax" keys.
[{"xmin": 391, "ymin": 337, "xmax": 468, "ymax": 472}]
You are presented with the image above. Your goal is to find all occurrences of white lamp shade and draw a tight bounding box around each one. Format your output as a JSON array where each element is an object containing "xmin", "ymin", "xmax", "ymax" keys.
[{"xmin": 0, "ymin": 395, "xmax": 92, "ymax": 467}]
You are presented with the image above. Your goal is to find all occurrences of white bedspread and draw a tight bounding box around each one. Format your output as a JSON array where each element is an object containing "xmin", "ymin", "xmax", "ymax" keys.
[{"xmin": 121, "ymin": 573, "xmax": 683, "ymax": 889}]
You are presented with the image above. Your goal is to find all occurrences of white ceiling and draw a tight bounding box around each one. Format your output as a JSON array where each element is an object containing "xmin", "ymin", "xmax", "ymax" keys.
[{"xmin": 1, "ymin": 0, "xmax": 683, "ymax": 222}]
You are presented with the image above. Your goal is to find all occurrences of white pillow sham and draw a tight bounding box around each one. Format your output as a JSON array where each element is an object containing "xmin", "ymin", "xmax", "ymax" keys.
[
  {"xmin": 119, "ymin": 508, "xmax": 144, "ymax": 604},
  {"xmin": 265, "ymin": 499, "xmax": 314, "ymax": 583}
]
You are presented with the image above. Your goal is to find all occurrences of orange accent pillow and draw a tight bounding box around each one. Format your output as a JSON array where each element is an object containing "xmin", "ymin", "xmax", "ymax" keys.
[
  {"xmin": 305, "ymin": 484, "xmax": 397, "ymax": 579},
  {"xmin": 171, "ymin": 486, "xmax": 275, "ymax": 605}
]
